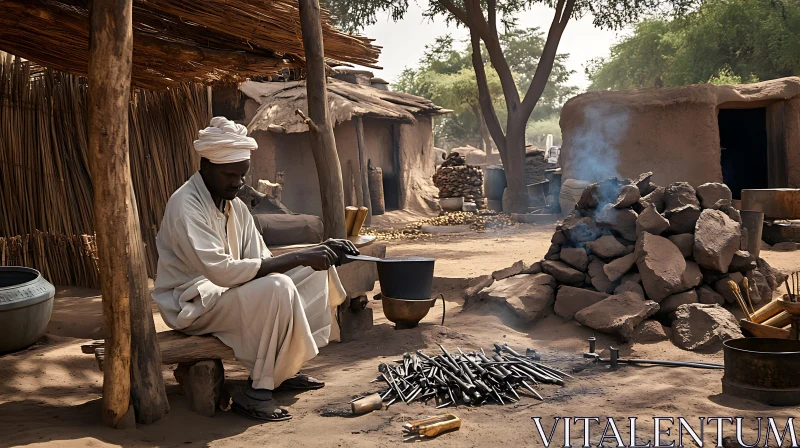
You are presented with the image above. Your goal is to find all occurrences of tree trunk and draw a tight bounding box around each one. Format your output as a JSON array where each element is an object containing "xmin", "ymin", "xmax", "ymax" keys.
[
  {"xmin": 88, "ymin": 0, "xmax": 135, "ymax": 429},
  {"xmin": 503, "ymin": 115, "xmax": 528, "ymax": 213},
  {"xmin": 299, "ymin": 0, "xmax": 347, "ymax": 239}
]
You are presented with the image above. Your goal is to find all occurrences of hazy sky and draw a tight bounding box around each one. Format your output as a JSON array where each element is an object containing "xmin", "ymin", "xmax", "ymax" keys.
[{"xmin": 360, "ymin": 3, "xmax": 626, "ymax": 91}]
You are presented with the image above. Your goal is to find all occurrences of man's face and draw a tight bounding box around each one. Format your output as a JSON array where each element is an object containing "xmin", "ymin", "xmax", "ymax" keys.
[{"xmin": 200, "ymin": 158, "xmax": 250, "ymax": 201}]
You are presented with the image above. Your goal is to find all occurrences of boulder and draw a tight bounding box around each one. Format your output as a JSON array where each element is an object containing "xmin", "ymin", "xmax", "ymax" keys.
[
  {"xmin": 574, "ymin": 292, "xmax": 660, "ymax": 340},
  {"xmin": 542, "ymin": 260, "xmax": 585, "ymax": 285},
  {"xmin": 554, "ymin": 286, "xmax": 610, "ymax": 319},
  {"xmin": 603, "ymin": 252, "xmax": 637, "ymax": 282},
  {"xmin": 465, "ymin": 274, "xmax": 494, "ymax": 301},
  {"xmin": 492, "ymin": 260, "xmax": 526, "ymax": 280},
  {"xmin": 757, "ymin": 258, "xmax": 788, "ymax": 291},
  {"xmin": 697, "ymin": 285, "xmax": 725, "ymax": 305},
  {"xmin": 664, "ymin": 182, "xmax": 700, "ymax": 213},
  {"xmin": 666, "ymin": 205, "xmax": 702, "ymax": 234},
  {"xmin": 716, "ymin": 201, "xmax": 742, "ymax": 223},
  {"xmin": 562, "ymin": 214, "xmax": 602, "ymax": 245},
  {"xmin": 620, "ymin": 272, "xmax": 642, "ymax": 285},
  {"xmin": 668, "ymin": 233, "xmax": 694, "ymax": 258},
  {"xmin": 659, "ymin": 289, "xmax": 699, "ymax": 315},
  {"xmin": 693, "ymin": 209, "xmax": 741, "ymax": 273},
  {"xmin": 551, "ymin": 230, "xmax": 567, "ymax": 245},
  {"xmin": 633, "ymin": 172, "xmax": 657, "ymax": 196},
  {"xmin": 480, "ymin": 274, "xmax": 557, "ymax": 323},
  {"xmin": 587, "ymin": 259, "xmax": 620, "ymax": 293},
  {"xmin": 523, "ymin": 262, "xmax": 543, "ymax": 275},
  {"xmin": 545, "ymin": 243, "xmax": 561, "ymax": 261},
  {"xmin": 672, "ymin": 304, "xmax": 743, "ymax": 351},
  {"xmin": 636, "ymin": 204, "xmax": 670, "ymax": 237},
  {"xmin": 636, "ymin": 232, "xmax": 688, "ymax": 302},
  {"xmin": 577, "ymin": 177, "xmax": 628, "ymax": 210},
  {"xmin": 587, "ymin": 235, "xmax": 630, "ymax": 259},
  {"xmin": 728, "ymin": 250, "xmax": 756, "ymax": 273},
  {"xmin": 632, "ymin": 320, "xmax": 669, "ymax": 344},
  {"xmin": 747, "ymin": 269, "xmax": 770, "ymax": 304},
  {"xmin": 596, "ymin": 204, "xmax": 638, "ymax": 241},
  {"xmin": 681, "ymin": 261, "xmax": 703, "ymax": 290},
  {"xmin": 614, "ymin": 281, "xmax": 645, "ymax": 297},
  {"xmin": 641, "ymin": 186, "xmax": 666, "ymax": 213},
  {"xmin": 560, "ymin": 247, "xmax": 589, "ymax": 272},
  {"xmin": 614, "ymin": 185, "xmax": 641, "ymax": 209},
  {"xmin": 696, "ymin": 183, "xmax": 733, "ymax": 209},
  {"xmin": 713, "ymin": 272, "xmax": 744, "ymax": 304}
]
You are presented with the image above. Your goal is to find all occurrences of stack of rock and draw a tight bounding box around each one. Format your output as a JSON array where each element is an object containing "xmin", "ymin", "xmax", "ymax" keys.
[
  {"xmin": 467, "ymin": 172, "xmax": 787, "ymax": 351},
  {"xmin": 433, "ymin": 152, "xmax": 486, "ymax": 209},
  {"xmin": 524, "ymin": 147, "xmax": 558, "ymax": 185}
]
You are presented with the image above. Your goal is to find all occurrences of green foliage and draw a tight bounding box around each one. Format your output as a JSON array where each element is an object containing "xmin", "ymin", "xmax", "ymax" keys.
[
  {"xmin": 526, "ymin": 116, "xmax": 562, "ymax": 147},
  {"xmin": 587, "ymin": 0, "xmax": 800, "ymax": 90}
]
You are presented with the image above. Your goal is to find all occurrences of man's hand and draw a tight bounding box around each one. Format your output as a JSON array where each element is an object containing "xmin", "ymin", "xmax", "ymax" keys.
[
  {"xmin": 296, "ymin": 245, "xmax": 339, "ymax": 271},
  {"xmin": 323, "ymin": 238, "xmax": 359, "ymax": 264}
]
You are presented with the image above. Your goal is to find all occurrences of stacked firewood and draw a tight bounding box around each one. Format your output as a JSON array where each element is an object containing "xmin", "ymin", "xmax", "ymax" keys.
[{"xmin": 433, "ymin": 152, "xmax": 486, "ymax": 209}]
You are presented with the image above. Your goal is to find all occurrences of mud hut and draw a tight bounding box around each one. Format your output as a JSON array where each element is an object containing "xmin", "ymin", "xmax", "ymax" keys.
[
  {"xmin": 559, "ymin": 77, "xmax": 800, "ymax": 199},
  {"xmin": 212, "ymin": 74, "xmax": 449, "ymax": 217}
]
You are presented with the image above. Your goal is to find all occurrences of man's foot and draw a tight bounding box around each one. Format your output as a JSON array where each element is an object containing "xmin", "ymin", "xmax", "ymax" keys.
[
  {"xmin": 230, "ymin": 381, "xmax": 291, "ymax": 422},
  {"xmin": 274, "ymin": 374, "xmax": 325, "ymax": 391}
]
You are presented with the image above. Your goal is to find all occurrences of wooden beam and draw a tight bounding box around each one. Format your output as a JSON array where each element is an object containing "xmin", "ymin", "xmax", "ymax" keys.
[
  {"xmin": 298, "ymin": 0, "xmax": 347, "ymax": 239},
  {"xmin": 353, "ymin": 117, "xmax": 372, "ymax": 226}
]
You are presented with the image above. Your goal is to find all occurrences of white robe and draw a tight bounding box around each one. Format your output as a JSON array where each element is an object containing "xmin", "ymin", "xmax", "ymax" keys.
[{"xmin": 152, "ymin": 172, "xmax": 346, "ymax": 389}]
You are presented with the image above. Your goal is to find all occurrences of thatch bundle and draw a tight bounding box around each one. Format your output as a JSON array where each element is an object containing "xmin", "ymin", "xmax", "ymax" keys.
[
  {"xmin": 0, "ymin": 0, "xmax": 382, "ymax": 90},
  {"xmin": 1, "ymin": 54, "xmax": 208, "ymax": 286}
]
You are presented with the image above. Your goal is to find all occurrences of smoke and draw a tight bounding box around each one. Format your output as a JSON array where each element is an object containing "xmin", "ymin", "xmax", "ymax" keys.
[{"xmin": 568, "ymin": 104, "xmax": 630, "ymax": 183}]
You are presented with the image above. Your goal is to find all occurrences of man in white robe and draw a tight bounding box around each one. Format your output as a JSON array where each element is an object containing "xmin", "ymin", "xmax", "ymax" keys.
[{"xmin": 152, "ymin": 117, "xmax": 358, "ymax": 421}]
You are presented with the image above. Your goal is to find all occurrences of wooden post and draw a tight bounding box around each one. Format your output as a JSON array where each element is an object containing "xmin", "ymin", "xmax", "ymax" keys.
[
  {"xmin": 88, "ymin": 0, "xmax": 167, "ymax": 427},
  {"xmin": 353, "ymin": 116, "xmax": 372, "ymax": 226},
  {"xmin": 298, "ymin": 0, "xmax": 347, "ymax": 239}
]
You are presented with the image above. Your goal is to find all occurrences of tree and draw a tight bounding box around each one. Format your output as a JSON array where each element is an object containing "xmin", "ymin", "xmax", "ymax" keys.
[
  {"xmin": 324, "ymin": 0, "xmax": 699, "ymax": 212},
  {"xmin": 587, "ymin": 0, "xmax": 800, "ymax": 90}
]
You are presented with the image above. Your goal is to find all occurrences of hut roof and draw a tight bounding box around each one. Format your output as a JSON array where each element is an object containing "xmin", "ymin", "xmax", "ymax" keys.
[
  {"xmin": 0, "ymin": 0, "xmax": 381, "ymax": 90},
  {"xmin": 243, "ymin": 79, "xmax": 450, "ymax": 134}
]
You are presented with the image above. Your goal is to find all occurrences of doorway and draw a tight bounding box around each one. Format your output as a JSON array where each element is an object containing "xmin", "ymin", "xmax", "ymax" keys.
[{"xmin": 718, "ymin": 108, "xmax": 768, "ymax": 199}]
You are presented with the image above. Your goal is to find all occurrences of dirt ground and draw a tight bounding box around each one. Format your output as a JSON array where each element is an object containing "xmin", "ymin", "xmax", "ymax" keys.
[{"xmin": 2, "ymin": 224, "xmax": 800, "ymax": 447}]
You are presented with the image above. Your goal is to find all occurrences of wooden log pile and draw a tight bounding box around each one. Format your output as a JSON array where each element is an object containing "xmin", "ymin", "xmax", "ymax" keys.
[{"xmin": 433, "ymin": 152, "xmax": 485, "ymax": 209}]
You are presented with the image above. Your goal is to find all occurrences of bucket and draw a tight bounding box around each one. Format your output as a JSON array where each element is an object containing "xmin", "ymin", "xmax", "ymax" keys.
[
  {"xmin": 740, "ymin": 210, "xmax": 764, "ymax": 258},
  {"xmin": 483, "ymin": 166, "xmax": 507, "ymax": 200}
]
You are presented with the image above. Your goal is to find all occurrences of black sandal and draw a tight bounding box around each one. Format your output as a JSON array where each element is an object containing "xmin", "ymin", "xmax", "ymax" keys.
[
  {"xmin": 274, "ymin": 374, "xmax": 325, "ymax": 391},
  {"xmin": 231, "ymin": 401, "xmax": 292, "ymax": 422}
]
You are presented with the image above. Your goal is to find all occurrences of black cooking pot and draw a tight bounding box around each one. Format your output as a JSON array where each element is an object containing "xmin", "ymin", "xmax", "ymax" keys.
[{"xmin": 344, "ymin": 254, "xmax": 435, "ymax": 300}]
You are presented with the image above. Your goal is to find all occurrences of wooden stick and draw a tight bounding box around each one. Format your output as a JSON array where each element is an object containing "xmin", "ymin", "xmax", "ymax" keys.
[
  {"xmin": 728, "ymin": 281, "xmax": 751, "ymax": 321},
  {"xmin": 344, "ymin": 206, "xmax": 358, "ymax": 236},
  {"xmin": 750, "ymin": 298, "xmax": 784, "ymax": 324},
  {"xmin": 763, "ymin": 311, "xmax": 792, "ymax": 328},
  {"xmin": 350, "ymin": 206, "xmax": 368, "ymax": 237},
  {"xmin": 741, "ymin": 277, "xmax": 755, "ymax": 315}
]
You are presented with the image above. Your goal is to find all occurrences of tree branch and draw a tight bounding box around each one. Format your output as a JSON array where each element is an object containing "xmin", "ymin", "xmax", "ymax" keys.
[
  {"xmin": 437, "ymin": 0, "xmax": 471, "ymax": 29},
  {"xmin": 520, "ymin": 0, "xmax": 575, "ymax": 116},
  {"xmin": 468, "ymin": 29, "xmax": 506, "ymax": 155}
]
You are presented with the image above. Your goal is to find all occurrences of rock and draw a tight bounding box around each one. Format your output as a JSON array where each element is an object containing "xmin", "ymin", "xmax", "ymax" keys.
[
  {"xmin": 614, "ymin": 184, "xmax": 641, "ymax": 209},
  {"xmin": 614, "ymin": 281, "xmax": 645, "ymax": 297},
  {"xmin": 554, "ymin": 286, "xmax": 610, "ymax": 319},
  {"xmin": 761, "ymin": 240, "xmax": 772, "ymax": 251},
  {"xmin": 772, "ymin": 241, "xmax": 800, "ymax": 251},
  {"xmin": 560, "ymin": 247, "xmax": 589, "ymax": 272},
  {"xmin": 728, "ymin": 250, "xmax": 756, "ymax": 273},
  {"xmin": 713, "ymin": 272, "xmax": 744, "ymax": 304},
  {"xmin": 681, "ymin": 261, "xmax": 703, "ymax": 290},
  {"xmin": 636, "ymin": 232, "xmax": 688, "ymax": 302},
  {"xmin": 666, "ymin": 205, "xmax": 702, "ymax": 234},
  {"xmin": 664, "ymin": 182, "xmax": 700, "ymax": 213},
  {"xmin": 562, "ymin": 214, "xmax": 602, "ymax": 245},
  {"xmin": 633, "ymin": 172, "xmax": 656, "ymax": 196},
  {"xmin": 492, "ymin": 260, "xmax": 526, "ymax": 280},
  {"xmin": 632, "ymin": 199, "xmax": 647, "ymax": 214},
  {"xmin": 633, "ymin": 320, "xmax": 669, "ymax": 343},
  {"xmin": 743, "ymin": 273, "xmax": 762, "ymax": 305},
  {"xmin": 620, "ymin": 272, "xmax": 642, "ymax": 285},
  {"xmin": 668, "ymin": 233, "xmax": 694, "ymax": 258},
  {"xmin": 174, "ymin": 360, "xmax": 225, "ymax": 417},
  {"xmin": 747, "ymin": 269, "xmax": 770, "ymax": 304},
  {"xmin": 641, "ymin": 186, "xmax": 666, "ymax": 213},
  {"xmin": 545, "ymin": 243, "xmax": 561, "ymax": 261},
  {"xmin": 574, "ymin": 292, "xmax": 660, "ymax": 340},
  {"xmin": 551, "ymin": 230, "xmax": 567, "ymax": 245},
  {"xmin": 757, "ymin": 258, "xmax": 788, "ymax": 291},
  {"xmin": 603, "ymin": 252, "xmax": 637, "ymax": 282},
  {"xmin": 693, "ymin": 209, "xmax": 741, "ymax": 273},
  {"xmin": 587, "ymin": 259, "xmax": 620, "ymax": 293},
  {"xmin": 596, "ymin": 204, "xmax": 638, "ymax": 241},
  {"xmin": 700, "ymin": 267, "xmax": 728, "ymax": 285},
  {"xmin": 636, "ymin": 203, "xmax": 670, "ymax": 237},
  {"xmin": 481, "ymin": 274, "xmax": 557, "ymax": 323},
  {"xmin": 586, "ymin": 235, "xmax": 630, "ymax": 259},
  {"xmin": 522, "ymin": 262, "xmax": 543, "ymax": 275},
  {"xmin": 577, "ymin": 178, "xmax": 628, "ymax": 210},
  {"xmin": 697, "ymin": 285, "xmax": 725, "ymax": 305},
  {"xmin": 672, "ymin": 304, "xmax": 743, "ymax": 351},
  {"xmin": 696, "ymin": 183, "xmax": 733, "ymax": 209},
  {"xmin": 659, "ymin": 289, "xmax": 699, "ymax": 315},
  {"xmin": 542, "ymin": 260, "xmax": 585, "ymax": 285},
  {"xmin": 717, "ymin": 201, "xmax": 742, "ymax": 223}
]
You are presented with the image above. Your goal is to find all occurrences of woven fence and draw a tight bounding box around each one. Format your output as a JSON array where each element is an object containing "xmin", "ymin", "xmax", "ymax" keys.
[{"xmin": 0, "ymin": 53, "xmax": 207, "ymax": 286}]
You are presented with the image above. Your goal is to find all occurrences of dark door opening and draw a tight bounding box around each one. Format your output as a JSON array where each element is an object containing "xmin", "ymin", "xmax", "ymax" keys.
[{"xmin": 718, "ymin": 108, "xmax": 769, "ymax": 200}]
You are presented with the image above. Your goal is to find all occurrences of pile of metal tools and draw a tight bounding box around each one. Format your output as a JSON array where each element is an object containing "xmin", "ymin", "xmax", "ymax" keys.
[{"xmin": 371, "ymin": 343, "xmax": 573, "ymax": 408}]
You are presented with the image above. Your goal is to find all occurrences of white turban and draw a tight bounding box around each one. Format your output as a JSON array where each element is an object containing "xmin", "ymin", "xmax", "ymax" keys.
[{"xmin": 193, "ymin": 116, "xmax": 257, "ymax": 164}]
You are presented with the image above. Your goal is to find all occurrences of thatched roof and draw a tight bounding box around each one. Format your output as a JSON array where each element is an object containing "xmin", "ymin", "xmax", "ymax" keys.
[
  {"xmin": 0, "ymin": 0, "xmax": 381, "ymax": 90},
  {"xmin": 243, "ymin": 79, "xmax": 450, "ymax": 134}
]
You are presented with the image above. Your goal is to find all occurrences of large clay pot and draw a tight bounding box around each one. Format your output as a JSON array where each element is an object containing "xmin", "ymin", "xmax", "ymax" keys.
[{"xmin": 0, "ymin": 267, "xmax": 55, "ymax": 352}]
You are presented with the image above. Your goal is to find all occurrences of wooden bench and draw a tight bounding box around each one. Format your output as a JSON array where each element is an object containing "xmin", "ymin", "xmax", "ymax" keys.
[{"xmin": 82, "ymin": 330, "xmax": 234, "ymax": 417}]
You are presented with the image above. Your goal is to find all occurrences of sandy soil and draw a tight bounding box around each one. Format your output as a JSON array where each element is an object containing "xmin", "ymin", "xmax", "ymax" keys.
[{"xmin": 2, "ymin": 224, "xmax": 799, "ymax": 447}]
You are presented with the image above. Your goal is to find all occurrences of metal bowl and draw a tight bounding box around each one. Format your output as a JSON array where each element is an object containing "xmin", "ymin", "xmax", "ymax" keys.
[
  {"xmin": 380, "ymin": 294, "xmax": 443, "ymax": 329},
  {"xmin": 0, "ymin": 267, "xmax": 56, "ymax": 352}
]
